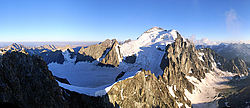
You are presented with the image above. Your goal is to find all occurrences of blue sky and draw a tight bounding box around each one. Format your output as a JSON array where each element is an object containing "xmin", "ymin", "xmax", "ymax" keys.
[{"xmin": 0, "ymin": 0, "xmax": 249, "ymax": 42}]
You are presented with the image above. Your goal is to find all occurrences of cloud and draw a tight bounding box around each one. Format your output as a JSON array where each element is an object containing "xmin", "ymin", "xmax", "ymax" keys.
[
  {"xmin": 187, "ymin": 35, "xmax": 196, "ymax": 42},
  {"xmin": 225, "ymin": 9, "xmax": 241, "ymax": 36}
]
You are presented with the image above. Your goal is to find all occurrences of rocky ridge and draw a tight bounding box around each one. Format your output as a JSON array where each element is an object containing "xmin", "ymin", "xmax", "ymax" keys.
[
  {"xmin": 197, "ymin": 43, "xmax": 250, "ymax": 67},
  {"xmin": 0, "ymin": 44, "xmax": 65, "ymax": 64},
  {"xmin": 199, "ymin": 48, "xmax": 249, "ymax": 76},
  {"xmin": 0, "ymin": 51, "xmax": 66, "ymax": 108}
]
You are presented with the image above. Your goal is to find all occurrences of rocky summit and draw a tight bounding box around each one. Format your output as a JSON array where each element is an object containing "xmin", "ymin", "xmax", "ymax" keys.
[
  {"xmin": 99, "ymin": 40, "xmax": 123, "ymax": 67},
  {"xmin": 76, "ymin": 39, "xmax": 123, "ymax": 67}
]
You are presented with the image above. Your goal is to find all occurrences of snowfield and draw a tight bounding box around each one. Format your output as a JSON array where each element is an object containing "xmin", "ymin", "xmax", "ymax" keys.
[
  {"xmin": 56, "ymin": 70, "xmax": 140, "ymax": 97},
  {"xmin": 49, "ymin": 61, "xmax": 122, "ymax": 88},
  {"xmin": 185, "ymin": 67, "xmax": 236, "ymax": 108}
]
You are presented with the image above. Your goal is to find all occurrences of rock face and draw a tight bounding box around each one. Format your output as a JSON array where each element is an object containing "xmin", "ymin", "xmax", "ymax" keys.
[
  {"xmin": 218, "ymin": 75, "xmax": 250, "ymax": 108},
  {"xmin": 219, "ymin": 86, "xmax": 250, "ymax": 108},
  {"xmin": 158, "ymin": 34, "xmax": 249, "ymax": 108},
  {"xmin": 76, "ymin": 39, "xmax": 123, "ymax": 67},
  {"xmin": 77, "ymin": 39, "xmax": 114, "ymax": 61},
  {"xmin": 5, "ymin": 43, "xmax": 26, "ymax": 51},
  {"xmin": 210, "ymin": 43, "xmax": 250, "ymax": 67},
  {"xmin": 39, "ymin": 50, "xmax": 65, "ymax": 64},
  {"xmin": 123, "ymin": 54, "xmax": 136, "ymax": 64},
  {"xmin": 160, "ymin": 33, "xmax": 210, "ymax": 94},
  {"xmin": 224, "ymin": 57, "xmax": 249, "ymax": 76},
  {"xmin": 28, "ymin": 46, "xmax": 65, "ymax": 64},
  {"xmin": 0, "ymin": 51, "xmax": 66, "ymax": 108},
  {"xmin": 115, "ymin": 71, "xmax": 125, "ymax": 81},
  {"xmin": 66, "ymin": 48, "xmax": 76, "ymax": 59},
  {"xmin": 99, "ymin": 40, "xmax": 123, "ymax": 67},
  {"xmin": 158, "ymin": 32, "xmax": 249, "ymax": 107},
  {"xmin": 37, "ymin": 45, "xmax": 57, "ymax": 50},
  {"xmin": 107, "ymin": 70, "xmax": 191, "ymax": 108},
  {"xmin": 54, "ymin": 76, "xmax": 71, "ymax": 85},
  {"xmin": 200, "ymin": 48, "xmax": 249, "ymax": 76}
]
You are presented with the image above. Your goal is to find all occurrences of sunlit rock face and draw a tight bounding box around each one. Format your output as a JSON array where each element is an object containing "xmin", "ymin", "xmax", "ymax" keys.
[
  {"xmin": 224, "ymin": 57, "xmax": 249, "ymax": 76},
  {"xmin": 76, "ymin": 39, "xmax": 114, "ymax": 62},
  {"xmin": 76, "ymin": 39, "xmax": 123, "ymax": 67},
  {"xmin": 99, "ymin": 40, "xmax": 123, "ymax": 67},
  {"xmin": 160, "ymin": 33, "xmax": 207, "ymax": 91},
  {"xmin": 106, "ymin": 69, "xmax": 191, "ymax": 108}
]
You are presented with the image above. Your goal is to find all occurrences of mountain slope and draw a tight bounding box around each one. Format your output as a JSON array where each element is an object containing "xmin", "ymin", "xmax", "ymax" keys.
[{"xmin": 0, "ymin": 51, "xmax": 66, "ymax": 108}]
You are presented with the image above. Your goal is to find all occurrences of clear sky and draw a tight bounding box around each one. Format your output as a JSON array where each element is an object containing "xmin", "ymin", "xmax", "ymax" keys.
[{"xmin": 0, "ymin": 0, "xmax": 249, "ymax": 42}]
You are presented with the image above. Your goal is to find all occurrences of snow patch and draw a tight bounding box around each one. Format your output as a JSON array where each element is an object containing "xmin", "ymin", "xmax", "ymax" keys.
[
  {"xmin": 98, "ymin": 48, "xmax": 111, "ymax": 62},
  {"xmin": 176, "ymin": 101, "xmax": 183, "ymax": 108},
  {"xmin": 121, "ymin": 88, "xmax": 124, "ymax": 100},
  {"xmin": 115, "ymin": 45, "xmax": 122, "ymax": 62},
  {"xmin": 189, "ymin": 70, "xmax": 193, "ymax": 73},
  {"xmin": 167, "ymin": 85, "xmax": 176, "ymax": 98},
  {"xmin": 62, "ymin": 50, "xmax": 76, "ymax": 63},
  {"xmin": 174, "ymin": 85, "xmax": 177, "ymax": 91},
  {"xmin": 198, "ymin": 52, "xmax": 204, "ymax": 62},
  {"xmin": 185, "ymin": 104, "xmax": 191, "ymax": 108},
  {"xmin": 217, "ymin": 62, "xmax": 221, "ymax": 66},
  {"xmin": 225, "ymin": 102, "xmax": 230, "ymax": 107}
]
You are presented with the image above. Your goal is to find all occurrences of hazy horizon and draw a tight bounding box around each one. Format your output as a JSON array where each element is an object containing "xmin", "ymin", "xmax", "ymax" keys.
[{"xmin": 0, "ymin": 0, "xmax": 250, "ymax": 42}]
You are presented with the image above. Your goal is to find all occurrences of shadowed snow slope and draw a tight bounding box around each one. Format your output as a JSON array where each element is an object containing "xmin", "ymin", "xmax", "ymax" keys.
[{"xmin": 48, "ymin": 61, "xmax": 121, "ymax": 88}]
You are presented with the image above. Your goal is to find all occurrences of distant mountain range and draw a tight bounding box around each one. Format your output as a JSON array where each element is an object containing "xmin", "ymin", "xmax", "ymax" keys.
[{"xmin": 0, "ymin": 41, "xmax": 98, "ymax": 48}]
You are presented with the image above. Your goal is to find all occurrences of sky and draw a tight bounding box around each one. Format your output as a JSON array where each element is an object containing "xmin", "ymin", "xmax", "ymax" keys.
[{"xmin": 0, "ymin": 0, "xmax": 249, "ymax": 42}]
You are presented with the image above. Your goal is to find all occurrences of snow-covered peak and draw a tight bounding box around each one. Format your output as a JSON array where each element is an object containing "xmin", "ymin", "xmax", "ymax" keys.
[
  {"xmin": 137, "ymin": 28, "xmax": 178, "ymax": 45},
  {"xmin": 168, "ymin": 29, "xmax": 178, "ymax": 39},
  {"xmin": 144, "ymin": 26, "xmax": 164, "ymax": 33},
  {"xmin": 119, "ymin": 27, "xmax": 181, "ymax": 76},
  {"xmin": 121, "ymin": 27, "xmax": 179, "ymax": 56}
]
